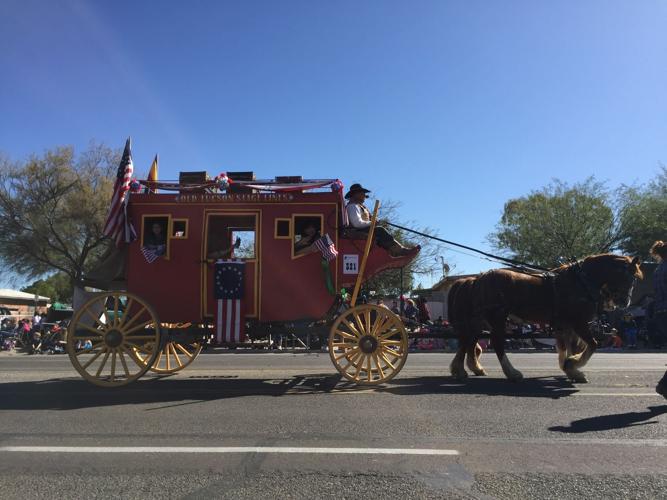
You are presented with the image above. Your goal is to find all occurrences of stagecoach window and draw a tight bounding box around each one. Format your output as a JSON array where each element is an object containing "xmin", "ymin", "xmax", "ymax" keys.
[
  {"xmin": 172, "ymin": 219, "xmax": 188, "ymax": 239},
  {"xmin": 275, "ymin": 218, "xmax": 291, "ymax": 239},
  {"xmin": 292, "ymin": 215, "xmax": 323, "ymax": 258},
  {"xmin": 206, "ymin": 214, "xmax": 257, "ymax": 261},
  {"xmin": 141, "ymin": 215, "xmax": 170, "ymax": 260}
]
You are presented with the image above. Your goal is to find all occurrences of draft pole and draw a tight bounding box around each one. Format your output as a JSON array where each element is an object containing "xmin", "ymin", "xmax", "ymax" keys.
[{"xmin": 350, "ymin": 200, "xmax": 380, "ymax": 307}]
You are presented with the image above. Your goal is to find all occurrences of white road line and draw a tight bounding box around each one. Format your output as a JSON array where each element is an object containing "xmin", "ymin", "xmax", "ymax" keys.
[{"xmin": 0, "ymin": 446, "xmax": 459, "ymax": 456}]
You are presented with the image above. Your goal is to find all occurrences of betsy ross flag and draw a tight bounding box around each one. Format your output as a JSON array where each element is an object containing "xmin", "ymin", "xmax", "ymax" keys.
[
  {"xmin": 314, "ymin": 234, "xmax": 338, "ymax": 261},
  {"xmin": 214, "ymin": 260, "xmax": 246, "ymax": 343},
  {"xmin": 103, "ymin": 138, "xmax": 136, "ymax": 246}
]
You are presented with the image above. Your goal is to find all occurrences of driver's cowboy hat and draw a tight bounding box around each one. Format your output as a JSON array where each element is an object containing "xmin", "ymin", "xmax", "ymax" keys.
[{"xmin": 344, "ymin": 183, "xmax": 371, "ymax": 199}]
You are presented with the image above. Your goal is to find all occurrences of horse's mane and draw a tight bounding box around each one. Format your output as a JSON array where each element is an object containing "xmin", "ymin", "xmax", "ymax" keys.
[{"xmin": 550, "ymin": 253, "xmax": 643, "ymax": 279}]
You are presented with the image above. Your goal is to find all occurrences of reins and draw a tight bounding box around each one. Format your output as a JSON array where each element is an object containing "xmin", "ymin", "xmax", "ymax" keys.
[{"xmin": 384, "ymin": 221, "xmax": 550, "ymax": 274}]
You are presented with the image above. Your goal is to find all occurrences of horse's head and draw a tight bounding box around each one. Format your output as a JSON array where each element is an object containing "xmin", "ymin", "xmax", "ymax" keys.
[{"xmin": 583, "ymin": 255, "xmax": 643, "ymax": 311}]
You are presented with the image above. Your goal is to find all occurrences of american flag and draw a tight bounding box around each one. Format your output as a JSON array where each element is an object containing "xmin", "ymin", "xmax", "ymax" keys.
[
  {"xmin": 140, "ymin": 246, "xmax": 161, "ymax": 263},
  {"xmin": 314, "ymin": 234, "xmax": 338, "ymax": 261},
  {"xmin": 214, "ymin": 260, "xmax": 246, "ymax": 343},
  {"xmin": 103, "ymin": 137, "xmax": 136, "ymax": 246}
]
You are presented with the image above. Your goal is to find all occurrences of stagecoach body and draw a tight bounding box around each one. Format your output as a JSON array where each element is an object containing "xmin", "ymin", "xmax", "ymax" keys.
[
  {"xmin": 127, "ymin": 188, "xmax": 410, "ymax": 325},
  {"xmin": 67, "ymin": 175, "xmax": 418, "ymax": 387}
]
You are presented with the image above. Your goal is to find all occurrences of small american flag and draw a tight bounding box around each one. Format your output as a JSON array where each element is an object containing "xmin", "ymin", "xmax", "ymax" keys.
[
  {"xmin": 140, "ymin": 246, "xmax": 161, "ymax": 263},
  {"xmin": 214, "ymin": 260, "xmax": 246, "ymax": 343},
  {"xmin": 314, "ymin": 234, "xmax": 338, "ymax": 261},
  {"xmin": 103, "ymin": 138, "xmax": 136, "ymax": 246}
]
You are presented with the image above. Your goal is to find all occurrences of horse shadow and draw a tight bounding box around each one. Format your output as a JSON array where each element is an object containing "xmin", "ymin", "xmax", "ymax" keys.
[
  {"xmin": 549, "ymin": 405, "xmax": 667, "ymax": 433},
  {"xmin": 0, "ymin": 374, "xmax": 578, "ymax": 412}
]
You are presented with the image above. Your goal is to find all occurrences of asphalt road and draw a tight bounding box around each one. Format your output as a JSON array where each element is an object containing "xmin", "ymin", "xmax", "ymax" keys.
[{"xmin": 1, "ymin": 350, "xmax": 666, "ymax": 499}]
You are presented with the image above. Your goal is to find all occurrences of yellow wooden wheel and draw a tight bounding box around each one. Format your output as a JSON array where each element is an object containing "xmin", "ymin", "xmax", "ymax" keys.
[
  {"xmin": 329, "ymin": 304, "xmax": 408, "ymax": 385},
  {"xmin": 66, "ymin": 292, "xmax": 160, "ymax": 387},
  {"xmin": 130, "ymin": 324, "xmax": 202, "ymax": 374}
]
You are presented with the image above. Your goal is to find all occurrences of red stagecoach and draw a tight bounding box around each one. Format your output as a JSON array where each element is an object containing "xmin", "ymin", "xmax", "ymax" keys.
[{"xmin": 67, "ymin": 173, "xmax": 419, "ymax": 387}]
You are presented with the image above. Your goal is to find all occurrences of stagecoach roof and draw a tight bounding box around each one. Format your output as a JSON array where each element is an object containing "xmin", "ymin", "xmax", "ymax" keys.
[{"xmin": 138, "ymin": 177, "xmax": 341, "ymax": 193}]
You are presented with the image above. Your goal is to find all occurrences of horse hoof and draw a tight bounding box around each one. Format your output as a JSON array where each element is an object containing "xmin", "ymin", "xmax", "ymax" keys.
[
  {"xmin": 451, "ymin": 370, "xmax": 468, "ymax": 381},
  {"xmin": 508, "ymin": 371, "xmax": 524, "ymax": 382},
  {"xmin": 571, "ymin": 374, "xmax": 588, "ymax": 383},
  {"xmin": 473, "ymin": 369, "xmax": 487, "ymax": 376}
]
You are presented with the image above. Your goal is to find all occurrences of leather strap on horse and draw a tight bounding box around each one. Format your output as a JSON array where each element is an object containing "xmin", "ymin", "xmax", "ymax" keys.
[{"xmin": 384, "ymin": 221, "xmax": 550, "ymax": 273}]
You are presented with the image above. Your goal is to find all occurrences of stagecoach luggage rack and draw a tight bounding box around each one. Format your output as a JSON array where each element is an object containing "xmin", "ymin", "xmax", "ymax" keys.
[
  {"xmin": 227, "ymin": 171, "xmax": 255, "ymax": 193},
  {"xmin": 178, "ymin": 171, "xmax": 208, "ymax": 193}
]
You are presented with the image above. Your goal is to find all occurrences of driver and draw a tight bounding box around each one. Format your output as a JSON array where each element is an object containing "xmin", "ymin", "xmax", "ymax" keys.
[{"xmin": 345, "ymin": 183, "xmax": 419, "ymax": 258}]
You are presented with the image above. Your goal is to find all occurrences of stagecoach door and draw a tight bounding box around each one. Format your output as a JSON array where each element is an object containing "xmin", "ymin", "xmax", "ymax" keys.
[{"xmin": 203, "ymin": 212, "xmax": 260, "ymax": 322}]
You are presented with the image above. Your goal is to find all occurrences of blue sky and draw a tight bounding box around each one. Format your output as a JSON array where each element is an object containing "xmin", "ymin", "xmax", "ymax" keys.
[{"xmin": 1, "ymin": 0, "xmax": 666, "ymax": 287}]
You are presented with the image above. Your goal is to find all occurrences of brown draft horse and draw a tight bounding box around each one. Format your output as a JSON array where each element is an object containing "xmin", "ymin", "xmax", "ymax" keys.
[{"xmin": 449, "ymin": 254, "xmax": 642, "ymax": 383}]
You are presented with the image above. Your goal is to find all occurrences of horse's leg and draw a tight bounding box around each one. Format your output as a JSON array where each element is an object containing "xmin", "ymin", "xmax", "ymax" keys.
[
  {"xmin": 465, "ymin": 342, "xmax": 486, "ymax": 376},
  {"xmin": 563, "ymin": 325, "xmax": 597, "ymax": 383},
  {"xmin": 450, "ymin": 342, "xmax": 468, "ymax": 380},
  {"xmin": 490, "ymin": 315, "xmax": 523, "ymax": 381}
]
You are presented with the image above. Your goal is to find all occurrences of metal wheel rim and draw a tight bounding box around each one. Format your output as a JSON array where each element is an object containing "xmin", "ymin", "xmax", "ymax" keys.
[{"xmin": 329, "ymin": 304, "xmax": 408, "ymax": 385}]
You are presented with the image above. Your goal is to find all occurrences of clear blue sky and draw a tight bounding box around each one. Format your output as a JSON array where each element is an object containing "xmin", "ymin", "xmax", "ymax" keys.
[{"xmin": 1, "ymin": 0, "xmax": 666, "ymax": 287}]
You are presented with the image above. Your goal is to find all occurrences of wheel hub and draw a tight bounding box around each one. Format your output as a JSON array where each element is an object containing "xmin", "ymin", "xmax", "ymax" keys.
[
  {"xmin": 359, "ymin": 335, "xmax": 378, "ymax": 354},
  {"xmin": 104, "ymin": 329, "xmax": 123, "ymax": 348}
]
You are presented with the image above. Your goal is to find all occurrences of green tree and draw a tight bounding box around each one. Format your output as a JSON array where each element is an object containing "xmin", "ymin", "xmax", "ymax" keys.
[
  {"xmin": 21, "ymin": 272, "xmax": 73, "ymax": 303},
  {"xmin": 0, "ymin": 143, "xmax": 118, "ymax": 285},
  {"xmin": 488, "ymin": 178, "xmax": 619, "ymax": 268},
  {"xmin": 617, "ymin": 166, "xmax": 667, "ymax": 259},
  {"xmin": 362, "ymin": 199, "xmax": 440, "ymax": 296}
]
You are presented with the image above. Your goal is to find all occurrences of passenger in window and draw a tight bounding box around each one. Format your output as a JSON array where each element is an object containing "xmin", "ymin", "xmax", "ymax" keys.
[
  {"xmin": 294, "ymin": 222, "xmax": 321, "ymax": 256},
  {"xmin": 144, "ymin": 222, "xmax": 167, "ymax": 257},
  {"xmin": 208, "ymin": 236, "xmax": 241, "ymax": 260}
]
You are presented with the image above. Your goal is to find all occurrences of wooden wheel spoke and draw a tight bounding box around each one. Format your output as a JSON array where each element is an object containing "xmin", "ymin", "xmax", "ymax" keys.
[
  {"xmin": 113, "ymin": 296, "xmax": 120, "ymax": 326},
  {"xmin": 379, "ymin": 327, "xmax": 401, "ymax": 340},
  {"xmin": 118, "ymin": 348, "xmax": 131, "ymax": 378},
  {"xmin": 333, "ymin": 329, "xmax": 357, "ymax": 341},
  {"xmin": 353, "ymin": 354, "xmax": 366, "ymax": 379},
  {"xmin": 381, "ymin": 346, "xmax": 403, "ymax": 358},
  {"xmin": 118, "ymin": 298, "xmax": 134, "ymax": 328},
  {"xmin": 366, "ymin": 355, "xmax": 372, "ymax": 381},
  {"xmin": 380, "ymin": 339, "xmax": 403, "ymax": 346},
  {"xmin": 364, "ymin": 310, "xmax": 371, "ymax": 337},
  {"xmin": 155, "ymin": 348, "xmax": 163, "ymax": 368},
  {"xmin": 110, "ymin": 350, "xmax": 117, "ymax": 382},
  {"xmin": 95, "ymin": 350, "xmax": 111, "ymax": 377},
  {"xmin": 175, "ymin": 343, "xmax": 194, "ymax": 358},
  {"xmin": 121, "ymin": 305, "xmax": 147, "ymax": 332},
  {"xmin": 352, "ymin": 313, "xmax": 366, "ymax": 336},
  {"xmin": 76, "ymin": 341, "xmax": 104, "ymax": 355},
  {"xmin": 170, "ymin": 344, "xmax": 183, "ymax": 367},
  {"xmin": 341, "ymin": 319, "xmax": 362, "ymax": 338},
  {"xmin": 380, "ymin": 351, "xmax": 397, "ymax": 370},
  {"xmin": 81, "ymin": 348, "xmax": 106, "ymax": 370},
  {"xmin": 370, "ymin": 315, "xmax": 390, "ymax": 337},
  {"xmin": 373, "ymin": 353, "xmax": 385, "ymax": 379},
  {"xmin": 164, "ymin": 345, "xmax": 171, "ymax": 371},
  {"xmin": 335, "ymin": 346, "xmax": 359, "ymax": 361},
  {"xmin": 83, "ymin": 308, "xmax": 106, "ymax": 330},
  {"xmin": 76, "ymin": 323, "xmax": 106, "ymax": 338},
  {"xmin": 123, "ymin": 320, "xmax": 155, "ymax": 336}
]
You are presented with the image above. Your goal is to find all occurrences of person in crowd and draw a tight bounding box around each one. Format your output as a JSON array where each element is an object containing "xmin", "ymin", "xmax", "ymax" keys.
[
  {"xmin": 649, "ymin": 240, "xmax": 667, "ymax": 398},
  {"xmin": 294, "ymin": 222, "xmax": 321, "ymax": 256},
  {"xmin": 416, "ymin": 296, "xmax": 431, "ymax": 324},
  {"xmin": 32, "ymin": 310, "xmax": 42, "ymax": 327},
  {"xmin": 344, "ymin": 183, "xmax": 419, "ymax": 258},
  {"xmin": 375, "ymin": 298, "xmax": 390, "ymax": 310},
  {"xmin": 620, "ymin": 313, "xmax": 638, "ymax": 349},
  {"xmin": 403, "ymin": 299, "xmax": 418, "ymax": 323},
  {"xmin": 390, "ymin": 300, "xmax": 400, "ymax": 315}
]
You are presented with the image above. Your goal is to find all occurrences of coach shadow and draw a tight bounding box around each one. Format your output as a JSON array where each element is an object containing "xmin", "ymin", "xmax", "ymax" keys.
[{"xmin": 0, "ymin": 374, "xmax": 578, "ymax": 411}]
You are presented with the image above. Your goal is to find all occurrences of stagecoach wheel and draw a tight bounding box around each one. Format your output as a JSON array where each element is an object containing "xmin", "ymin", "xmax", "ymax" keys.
[
  {"xmin": 328, "ymin": 304, "xmax": 408, "ymax": 385},
  {"xmin": 66, "ymin": 292, "xmax": 160, "ymax": 387},
  {"xmin": 130, "ymin": 324, "xmax": 202, "ymax": 374}
]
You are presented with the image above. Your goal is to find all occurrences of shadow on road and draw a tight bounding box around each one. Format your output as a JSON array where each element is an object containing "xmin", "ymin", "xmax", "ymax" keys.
[
  {"xmin": 0, "ymin": 374, "xmax": 579, "ymax": 411},
  {"xmin": 549, "ymin": 405, "xmax": 667, "ymax": 433}
]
